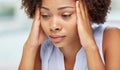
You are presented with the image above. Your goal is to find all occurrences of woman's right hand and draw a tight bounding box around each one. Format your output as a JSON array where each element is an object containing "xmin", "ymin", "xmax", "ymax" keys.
[
  {"xmin": 24, "ymin": 6, "xmax": 46, "ymax": 50},
  {"xmin": 19, "ymin": 6, "xmax": 46, "ymax": 70}
]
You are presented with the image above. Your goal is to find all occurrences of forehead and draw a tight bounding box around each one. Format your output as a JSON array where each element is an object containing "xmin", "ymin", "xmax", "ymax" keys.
[{"xmin": 42, "ymin": 0, "xmax": 75, "ymax": 7}]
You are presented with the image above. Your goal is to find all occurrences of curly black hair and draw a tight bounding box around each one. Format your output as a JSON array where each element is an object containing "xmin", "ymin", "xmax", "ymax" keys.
[{"xmin": 21, "ymin": 0, "xmax": 111, "ymax": 24}]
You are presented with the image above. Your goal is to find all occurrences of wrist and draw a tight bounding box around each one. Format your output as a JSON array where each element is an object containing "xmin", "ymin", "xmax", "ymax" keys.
[
  {"xmin": 23, "ymin": 43, "xmax": 41, "ymax": 55},
  {"xmin": 19, "ymin": 46, "xmax": 40, "ymax": 70},
  {"xmin": 24, "ymin": 41, "xmax": 41, "ymax": 49},
  {"xmin": 83, "ymin": 41, "xmax": 98, "ymax": 52}
]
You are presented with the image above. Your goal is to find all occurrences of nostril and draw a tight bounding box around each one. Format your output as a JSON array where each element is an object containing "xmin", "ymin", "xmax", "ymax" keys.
[
  {"xmin": 55, "ymin": 28, "xmax": 60, "ymax": 30},
  {"xmin": 50, "ymin": 27, "xmax": 61, "ymax": 32}
]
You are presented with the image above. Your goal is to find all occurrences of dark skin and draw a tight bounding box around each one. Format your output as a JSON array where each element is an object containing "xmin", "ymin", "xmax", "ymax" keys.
[{"xmin": 19, "ymin": 0, "xmax": 120, "ymax": 70}]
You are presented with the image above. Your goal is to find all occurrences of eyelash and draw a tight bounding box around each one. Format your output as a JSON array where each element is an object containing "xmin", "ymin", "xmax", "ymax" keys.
[
  {"xmin": 62, "ymin": 14, "xmax": 72, "ymax": 18},
  {"xmin": 41, "ymin": 15, "xmax": 50, "ymax": 19},
  {"xmin": 41, "ymin": 14, "xmax": 72, "ymax": 20}
]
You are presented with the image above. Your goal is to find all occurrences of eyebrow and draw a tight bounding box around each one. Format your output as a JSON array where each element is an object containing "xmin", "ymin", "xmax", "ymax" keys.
[
  {"xmin": 41, "ymin": 6, "xmax": 74, "ymax": 11},
  {"xmin": 58, "ymin": 6, "xmax": 74, "ymax": 10},
  {"xmin": 41, "ymin": 7, "xmax": 49, "ymax": 11}
]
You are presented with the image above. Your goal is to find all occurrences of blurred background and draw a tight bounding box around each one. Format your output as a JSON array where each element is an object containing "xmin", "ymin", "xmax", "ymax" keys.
[{"xmin": 0, "ymin": 0, "xmax": 120, "ymax": 70}]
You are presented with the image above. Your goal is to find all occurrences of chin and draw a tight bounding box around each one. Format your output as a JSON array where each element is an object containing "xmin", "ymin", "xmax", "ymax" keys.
[
  {"xmin": 52, "ymin": 42, "xmax": 66, "ymax": 48},
  {"xmin": 49, "ymin": 38, "xmax": 68, "ymax": 48}
]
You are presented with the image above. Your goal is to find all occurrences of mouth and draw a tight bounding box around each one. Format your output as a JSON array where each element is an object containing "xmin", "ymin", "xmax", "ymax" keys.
[{"xmin": 49, "ymin": 35, "xmax": 66, "ymax": 43}]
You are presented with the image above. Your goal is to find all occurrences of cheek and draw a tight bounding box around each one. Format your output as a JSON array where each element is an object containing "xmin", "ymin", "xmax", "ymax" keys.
[
  {"xmin": 68, "ymin": 23, "xmax": 79, "ymax": 41},
  {"xmin": 69, "ymin": 17, "xmax": 77, "ymax": 30},
  {"xmin": 70, "ymin": 24, "xmax": 78, "ymax": 35},
  {"xmin": 69, "ymin": 19, "xmax": 78, "ymax": 35},
  {"xmin": 41, "ymin": 21, "xmax": 49, "ymax": 34},
  {"xmin": 65, "ymin": 19, "xmax": 78, "ymax": 35},
  {"xmin": 69, "ymin": 14, "xmax": 77, "ymax": 27}
]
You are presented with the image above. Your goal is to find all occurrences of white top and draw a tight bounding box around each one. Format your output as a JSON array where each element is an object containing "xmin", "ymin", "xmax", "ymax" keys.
[{"xmin": 40, "ymin": 24, "xmax": 106, "ymax": 70}]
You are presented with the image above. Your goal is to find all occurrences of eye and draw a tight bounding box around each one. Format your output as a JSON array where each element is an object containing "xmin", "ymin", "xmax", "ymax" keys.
[
  {"xmin": 41, "ymin": 14, "xmax": 50, "ymax": 19},
  {"xmin": 62, "ymin": 13, "xmax": 72, "ymax": 18}
]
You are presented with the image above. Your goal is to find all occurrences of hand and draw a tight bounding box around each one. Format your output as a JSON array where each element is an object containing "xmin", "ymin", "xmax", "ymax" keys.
[
  {"xmin": 19, "ymin": 6, "xmax": 45, "ymax": 70},
  {"xmin": 24, "ymin": 6, "xmax": 46, "ymax": 50},
  {"xmin": 76, "ymin": 0, "xmax": 96, "ymax": 49}
]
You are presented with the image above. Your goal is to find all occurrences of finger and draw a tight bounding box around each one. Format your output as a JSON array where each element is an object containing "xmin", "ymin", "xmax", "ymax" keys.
[
  {"xmin": 76, "ymin": 0, "xmax": 90, "ymax": 26},
  {"xmin": 33, "ymin": 6, "xmax": 41, "ymax": 27},
  {"xmin": 82, "ymin": 1, "xmax": 91, "ymax": 30},
  {"xmin": 76, "ymin": 0, "xmax": 91, "ymax": 33},
  {"xmin": 30, "ymin": 6, "xmax": 41, "ymax": 38},
  {"xmin": 35, "ymin": 6, "xmax": 40, "ymax": 20},
  {"xmin": 82, "ymin": 1, "xmax": 90, "ymax": 23},
  {"xmin": 76, "ymin": 1, "xmax": 82, "ymax": 23},
  {"xmin": 79, "ymin": 0, "xmax": 86, "ymax": 21},
  {"xmin": 80, "ymin": 1, "xmax": 92, "ymax": 34}
]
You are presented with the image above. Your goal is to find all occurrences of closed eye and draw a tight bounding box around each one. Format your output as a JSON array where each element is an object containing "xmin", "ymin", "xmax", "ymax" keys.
[
  {"xmin": 41, "ymin": 15, "xmax": 49, "ymax": 18},
  {"xmin": 62, "ymin": 14, "xmax": 72, "ymax": 18},
  {"xmin": 41, "ymin": 15, "xmax": 50, "ymax": 19}
]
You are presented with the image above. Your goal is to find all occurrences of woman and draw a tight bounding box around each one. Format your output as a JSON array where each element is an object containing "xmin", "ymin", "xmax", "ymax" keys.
[{"xmin": 19, "ymin": 0, "xmax": 120, "ymax": 70}]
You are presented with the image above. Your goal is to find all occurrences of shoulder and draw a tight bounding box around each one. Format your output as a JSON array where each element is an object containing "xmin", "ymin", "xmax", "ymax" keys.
[
  {"xmin": 103, "ymin": 27, "xmax": 120, "ymax": 51},
  {"xmin": 103, "ymin": 27, "xmax": 120, "ymax": 69}
]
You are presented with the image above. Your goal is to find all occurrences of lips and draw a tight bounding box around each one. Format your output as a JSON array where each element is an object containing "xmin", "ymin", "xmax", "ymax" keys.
[{"xmin": 49, "ymin": 35, "xmax": 65, "ymax": 43}]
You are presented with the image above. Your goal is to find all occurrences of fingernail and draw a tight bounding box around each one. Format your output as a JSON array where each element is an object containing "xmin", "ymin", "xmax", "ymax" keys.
[
  {"xmin": 76, "ymin": 0, "xmax": 79, "ymax": 3},
  {"xmin": 76, "ymin": 0, "xmax": 80, "ymax": 6}
]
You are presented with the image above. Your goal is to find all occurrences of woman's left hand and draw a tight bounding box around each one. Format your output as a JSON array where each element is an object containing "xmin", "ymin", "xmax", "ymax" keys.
[{"xmin": 76, "ymin": 0, "xmax": 96, "ymax": 49}]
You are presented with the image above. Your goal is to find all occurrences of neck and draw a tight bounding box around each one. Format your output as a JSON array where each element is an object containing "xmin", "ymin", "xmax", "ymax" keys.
[{"xmin": 59, "ymin": 39, "xmax": 82, "ymax": 61}]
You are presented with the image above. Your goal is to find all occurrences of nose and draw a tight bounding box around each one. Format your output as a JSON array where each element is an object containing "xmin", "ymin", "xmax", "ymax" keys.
[{"xmin": 50, "ymin": 17, "xmax": 62, "ymax": 32}]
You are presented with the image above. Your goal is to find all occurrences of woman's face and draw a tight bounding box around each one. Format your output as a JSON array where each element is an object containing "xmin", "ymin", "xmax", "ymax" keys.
[{"xmin": 40, "ymin": 0, "xmax": 80, "ymax": 47}]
